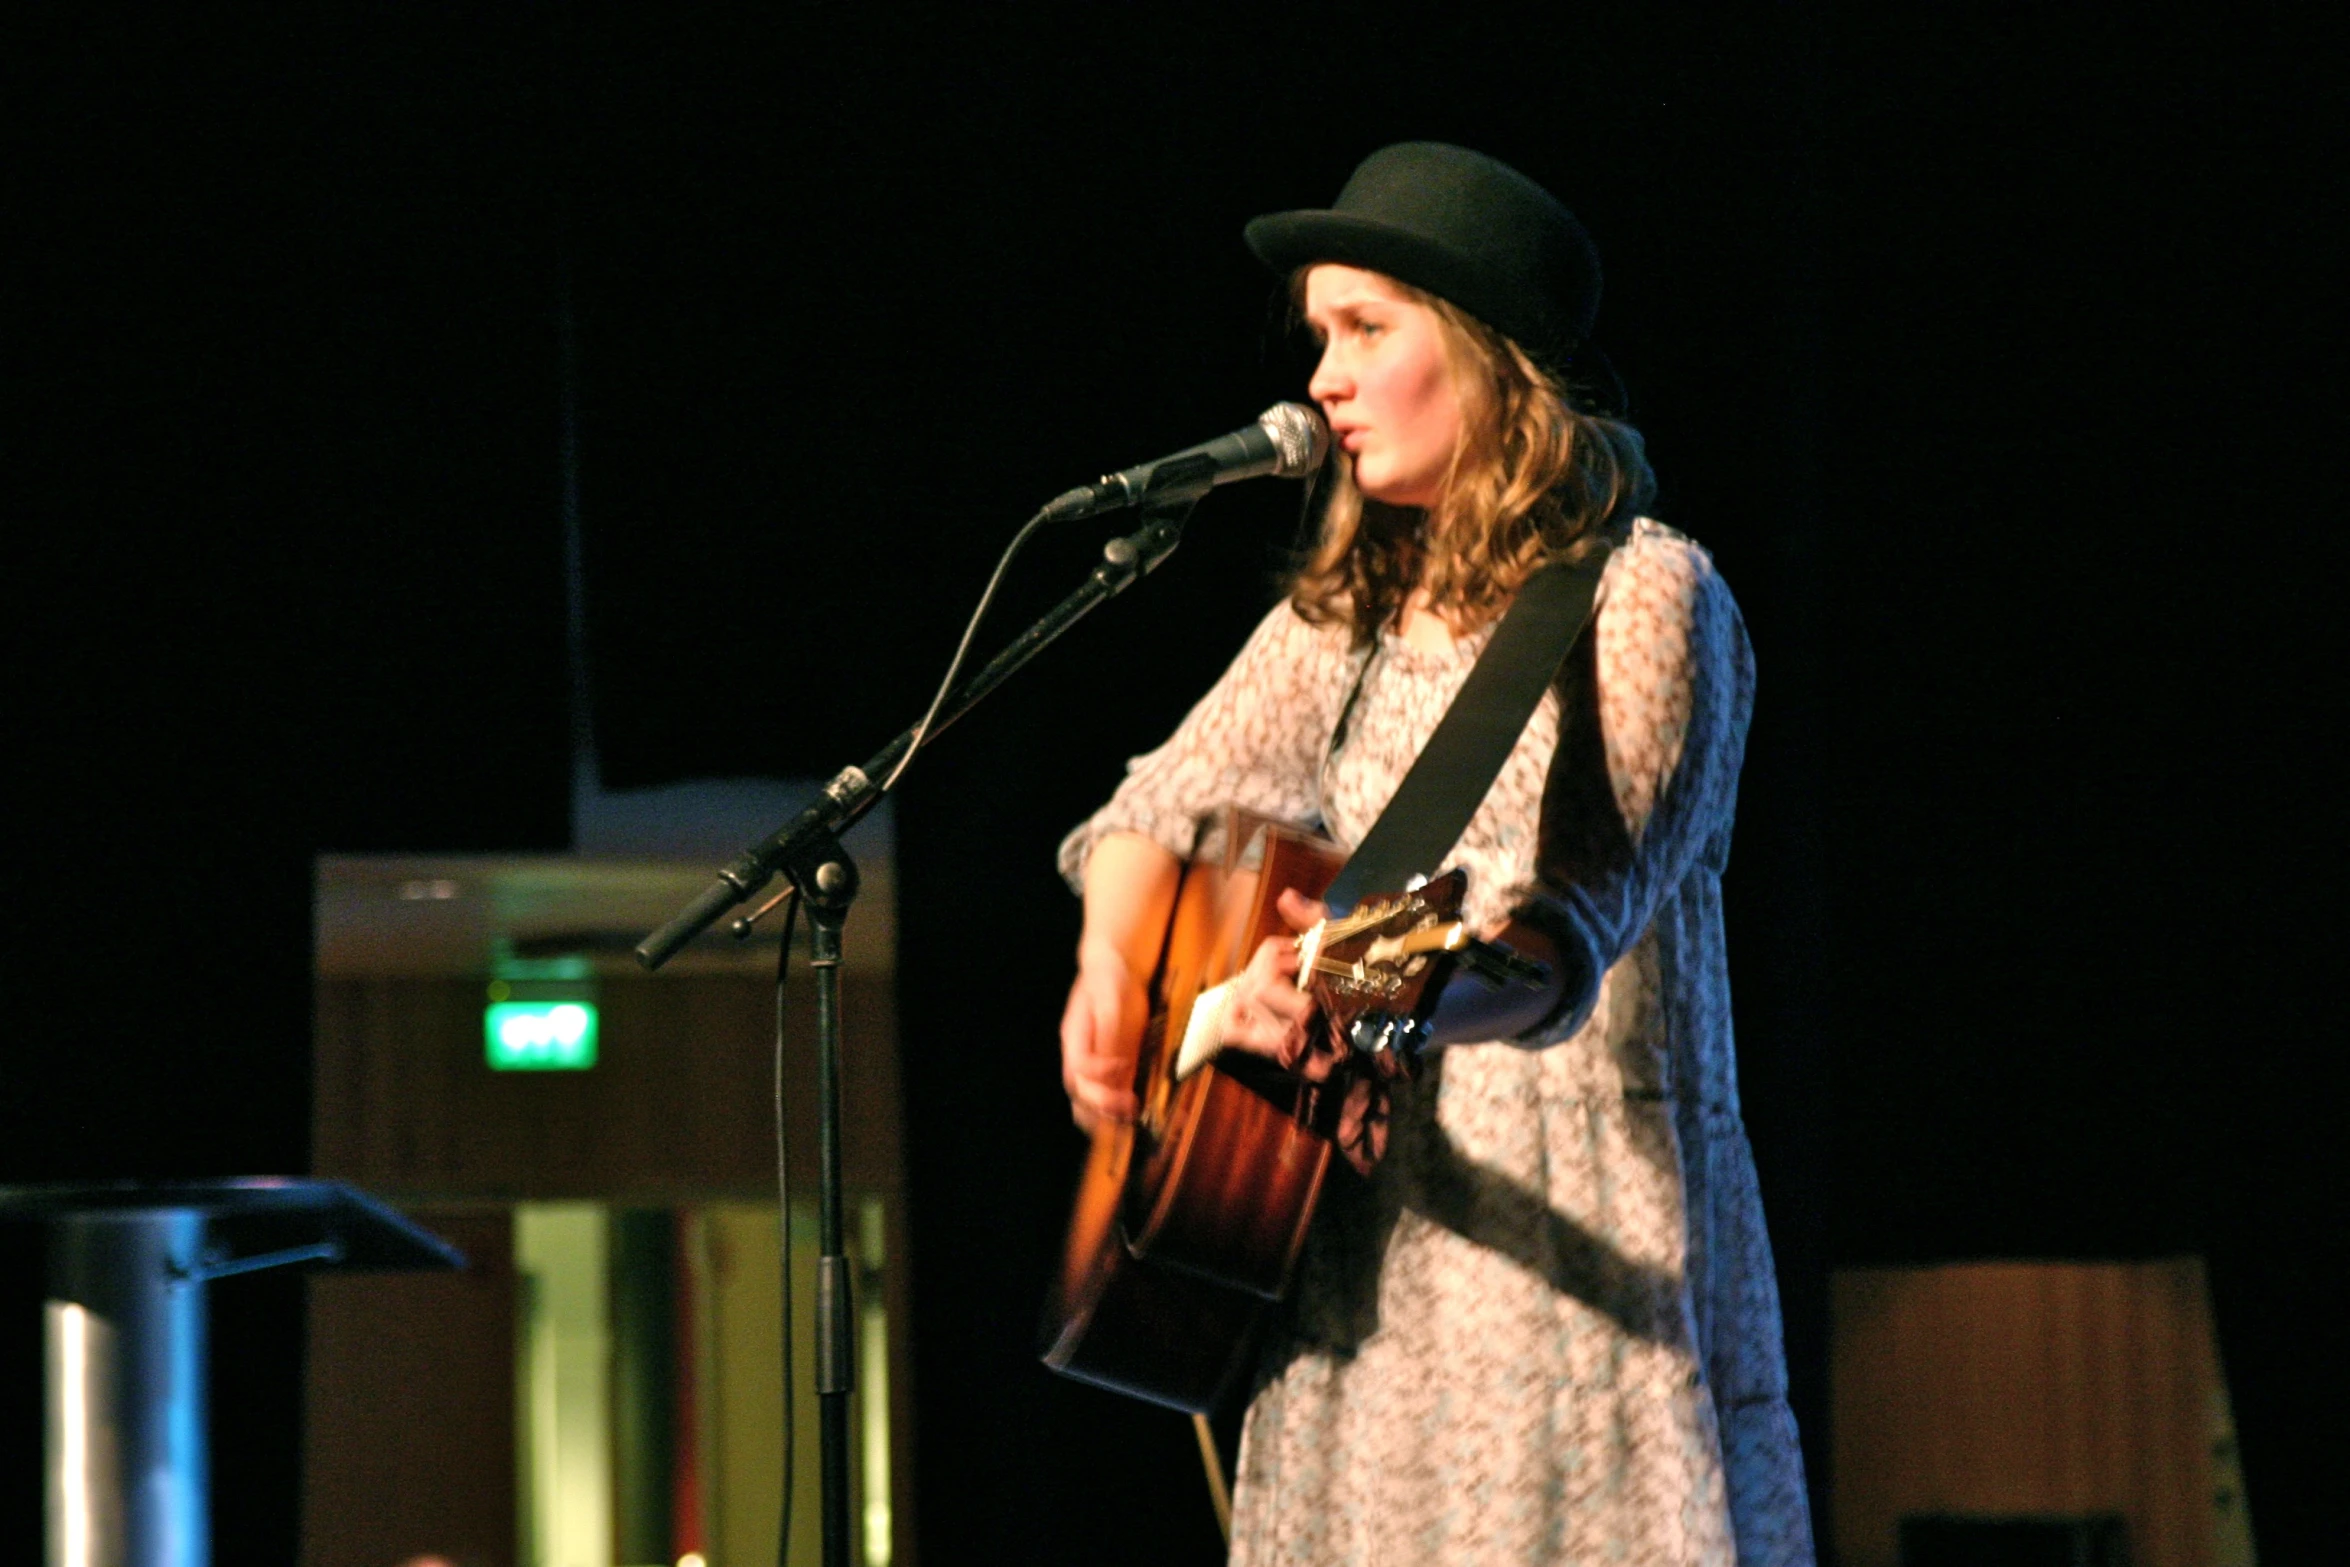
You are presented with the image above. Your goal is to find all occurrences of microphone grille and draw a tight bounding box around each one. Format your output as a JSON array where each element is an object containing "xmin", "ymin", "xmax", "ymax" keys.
[{"xmin": 1258, "ymin": 402, "xmax": 1330, "ymax": 479}]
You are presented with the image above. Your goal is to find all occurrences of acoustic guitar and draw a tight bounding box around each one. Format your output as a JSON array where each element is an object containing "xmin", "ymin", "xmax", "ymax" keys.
[{"xmin": 1040, "ymin": 807, "xmax": 1485, "ymax": 1413}]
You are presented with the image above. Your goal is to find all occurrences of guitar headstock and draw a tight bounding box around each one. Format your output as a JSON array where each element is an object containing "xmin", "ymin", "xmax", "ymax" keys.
[{"xmin": 1297, "ymin": 868, "xmax": 1470, "ymax": 1032}]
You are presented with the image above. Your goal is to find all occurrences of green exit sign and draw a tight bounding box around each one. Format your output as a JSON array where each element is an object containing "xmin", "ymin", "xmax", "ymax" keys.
[{"xmin": 485, "ymin": 1001, "xmax": 599, "ymax": 1071}]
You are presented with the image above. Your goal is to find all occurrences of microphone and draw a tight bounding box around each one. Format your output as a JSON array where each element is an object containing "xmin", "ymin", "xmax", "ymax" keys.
[{"xmin": 1042, "ymin": 402, "xmax": 1329, "ymax": 523}]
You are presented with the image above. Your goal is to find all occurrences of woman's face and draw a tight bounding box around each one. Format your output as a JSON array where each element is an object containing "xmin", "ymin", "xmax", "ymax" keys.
[{"xmin": 1302, "ymin": 264, "xmax": 1464, "ymax": 510}]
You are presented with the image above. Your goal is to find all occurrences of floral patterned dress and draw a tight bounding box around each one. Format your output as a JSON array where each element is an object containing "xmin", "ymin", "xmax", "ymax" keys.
[{"xmin": 1059, "ymin": 519, "xmax": 1815, "ymax": 1566}]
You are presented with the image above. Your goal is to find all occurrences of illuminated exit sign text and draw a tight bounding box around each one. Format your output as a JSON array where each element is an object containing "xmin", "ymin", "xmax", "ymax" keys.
[{"xmin": 485, "ymin": 1001, "xmax": 599, "ymax": 1071}]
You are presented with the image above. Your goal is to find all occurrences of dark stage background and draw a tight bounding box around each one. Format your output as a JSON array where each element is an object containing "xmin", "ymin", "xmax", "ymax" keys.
[{"xmin": 11, "ymin": 4, "xmax": 2340, "ymax": 1561}]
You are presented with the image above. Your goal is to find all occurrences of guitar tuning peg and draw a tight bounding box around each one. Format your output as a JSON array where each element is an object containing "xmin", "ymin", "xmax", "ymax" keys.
[{"xmin": 1347, "ymin": 1011, "xmax": 1432, "ymax": 1067}]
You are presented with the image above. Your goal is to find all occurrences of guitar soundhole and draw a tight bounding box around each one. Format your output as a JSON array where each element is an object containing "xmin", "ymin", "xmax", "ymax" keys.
[{"xmin": 1212, "ymin": 1049, "xmax": 1309, "ymax": 1119}]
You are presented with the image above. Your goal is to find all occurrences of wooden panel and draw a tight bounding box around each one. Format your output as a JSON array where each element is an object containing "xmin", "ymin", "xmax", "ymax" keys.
[
  {"xmin": 302, "ymin": 1209, "xmax": 517, "ymax": 1567},
  {"xmin": 313, "ymin": 973, "xmax": 902, "ymax": 1200},
  {"xmin": 1831, "ymin": 1259, "xmax": 2228, "ymax": 1567}
]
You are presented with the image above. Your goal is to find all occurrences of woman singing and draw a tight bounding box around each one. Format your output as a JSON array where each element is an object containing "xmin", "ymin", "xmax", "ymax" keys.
[{"xmin": 1056, "ymin": 143, "xmax": 1814, "ymax": 1566}]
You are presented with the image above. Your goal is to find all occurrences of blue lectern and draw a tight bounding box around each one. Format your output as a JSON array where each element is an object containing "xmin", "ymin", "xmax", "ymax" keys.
[{"xmin": 0, "ymin": 1178, "xmax": 463, "ymax": 1567}]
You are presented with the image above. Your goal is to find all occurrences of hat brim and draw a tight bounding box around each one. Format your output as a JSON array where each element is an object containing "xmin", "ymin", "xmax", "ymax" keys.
[
  {"xmin": 1244, "ymin": 209, "xmax": 1621, "ymax": 413},
  {"xmin": 1245, "ymin": 209, "xmax": 1557, "ymax": 347}
]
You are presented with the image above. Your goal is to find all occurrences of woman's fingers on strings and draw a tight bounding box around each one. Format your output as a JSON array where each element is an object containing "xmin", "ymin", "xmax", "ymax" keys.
[
  {"xmin": 1216, "ymin": 929, "xmax": 1320, "ymax": 1066},
  {"xmin": 1296, "ymin": 1029, "xmax": 1339, "ymax": 1083},
  {"xmin": 1226, "ymin": 989, "xmax": 1310, "ymax": 1067},
  {"xmin": 1276, "ymin": 888, "xmax": 1328, "ymax": 932},
  {"xmin": 1070, "ymin": 1057, "xmax": 1136, "ymax": 1127},
  {"xmin": 1261, "ymin": 979, "xmax": 1312, "ymax": 1024},
  {"xmin": 1060, "ymin": 981, "xmax": 1137, "ymax": 1126},
  {"xmin": 1070, "ymin": 1081, "xmax": 1131, "ymax": 1132},
  {"xmin": 1076, "ymin": 1033, "xmax": 1136, "ymax": 1115},
  {"xmin": 1253, "ymin": 935, "xmax": 1304, "ymax": 982}
]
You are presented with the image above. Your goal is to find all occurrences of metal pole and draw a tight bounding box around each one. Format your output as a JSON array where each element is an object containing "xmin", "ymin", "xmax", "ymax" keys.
[
  {"xmin": 47, "ymin": 1209, "xmax": 209, "ymax": 1567},
  {"xmin": 802, "ymin": 852, "xmax": 858, "ymax": 1567}
]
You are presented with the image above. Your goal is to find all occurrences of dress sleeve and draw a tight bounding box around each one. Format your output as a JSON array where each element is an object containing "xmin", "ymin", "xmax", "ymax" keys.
[
  {"xmin": 1057, "ymin": 600, "xmax": 1352, "ymax": 890},
  {"xmin": 1513, "ymin": 527, "xmax": 1756, "ymax": 1043}
]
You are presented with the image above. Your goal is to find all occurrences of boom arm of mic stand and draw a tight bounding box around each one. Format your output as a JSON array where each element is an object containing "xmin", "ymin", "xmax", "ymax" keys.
[{"xmin": 634, "ymin": 498, "xmax": 1194, "ymax": 970}]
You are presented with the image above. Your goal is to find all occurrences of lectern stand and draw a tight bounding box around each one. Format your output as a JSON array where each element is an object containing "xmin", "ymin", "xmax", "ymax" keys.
[{"xmin": 0, "ymin": 1178, "xmax": 464, "ymax": 1567}]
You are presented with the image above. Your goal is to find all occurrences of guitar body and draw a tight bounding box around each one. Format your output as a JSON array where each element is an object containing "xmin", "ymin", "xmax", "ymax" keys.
[{"xmin": 1040, "ymin": 812, "xmax": 1344, "ymax": 1413}]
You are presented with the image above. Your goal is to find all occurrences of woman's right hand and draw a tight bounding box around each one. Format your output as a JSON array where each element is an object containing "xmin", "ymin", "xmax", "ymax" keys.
[{"xmin": 1061, "ymin": 939, "xmax": 1146, "ymax": 1132}]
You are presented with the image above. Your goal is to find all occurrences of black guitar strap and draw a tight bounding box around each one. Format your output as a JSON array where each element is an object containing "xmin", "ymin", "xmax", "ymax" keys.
[{"xmin": 1321, "ymin": 546, "xmax": 1613, "ymax": 914}]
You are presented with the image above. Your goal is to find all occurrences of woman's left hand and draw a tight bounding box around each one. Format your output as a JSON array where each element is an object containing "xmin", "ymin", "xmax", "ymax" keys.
[{"xmin": 1218, "ymin": 888, "xmax": 1331, "ymax": 1075}]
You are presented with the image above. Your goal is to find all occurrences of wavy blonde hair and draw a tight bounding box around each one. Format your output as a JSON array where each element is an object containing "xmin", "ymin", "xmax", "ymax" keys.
[{"xmin": 1289, "ymin": 275, "xmax": 1654, "ymax": 644}]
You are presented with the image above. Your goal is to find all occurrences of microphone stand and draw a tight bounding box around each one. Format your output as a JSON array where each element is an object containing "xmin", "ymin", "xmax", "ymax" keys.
[{"xmin": 636, "ymin": 493, "xmax": 1198, "ymax": 1567}]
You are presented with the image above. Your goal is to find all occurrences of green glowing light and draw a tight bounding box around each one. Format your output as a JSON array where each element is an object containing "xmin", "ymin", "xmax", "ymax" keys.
[{"xmin": 484, "ymin": 1001, "xmax": 599, "ymax": 1071}]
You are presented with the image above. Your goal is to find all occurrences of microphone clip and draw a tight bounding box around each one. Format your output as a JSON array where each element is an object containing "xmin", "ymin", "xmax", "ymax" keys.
[{"xmin": 1045, "ymin": 449, "xmax": 1219, "ymax": 525}]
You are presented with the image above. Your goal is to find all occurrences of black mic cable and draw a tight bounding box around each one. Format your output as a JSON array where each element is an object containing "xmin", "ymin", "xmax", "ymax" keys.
[{"xmin": 882, "ymin": 402, "xmax": 1329, "ymax": 792}]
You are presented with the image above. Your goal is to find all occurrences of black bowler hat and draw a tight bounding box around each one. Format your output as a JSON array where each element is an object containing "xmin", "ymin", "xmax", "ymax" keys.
[{"xmin": 1244, "ymin": 142, "xmax": 1603, "ymax": 374}]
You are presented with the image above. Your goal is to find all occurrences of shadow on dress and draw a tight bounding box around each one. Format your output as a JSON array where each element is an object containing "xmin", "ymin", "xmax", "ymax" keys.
[{"xmin": 1266, "ymin": 1051, "xmax": 1689, "ymax": 1379}]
